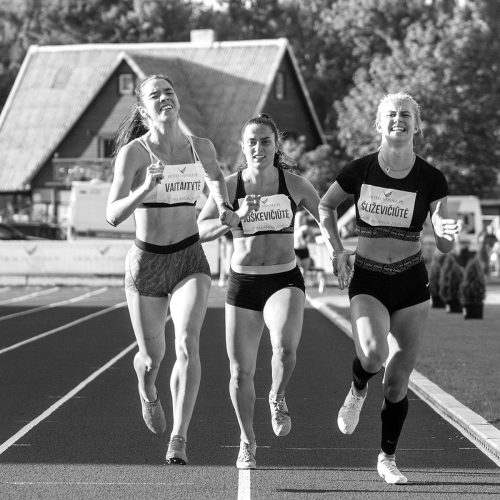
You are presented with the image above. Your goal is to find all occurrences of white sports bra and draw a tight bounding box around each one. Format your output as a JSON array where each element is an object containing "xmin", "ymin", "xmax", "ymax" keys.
[{"xmin": 138, "ymin": 135, "xmax": 205, "ymax": 207}]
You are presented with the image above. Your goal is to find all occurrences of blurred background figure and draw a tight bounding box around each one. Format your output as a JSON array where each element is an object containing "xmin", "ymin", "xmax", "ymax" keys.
[
  {"xmin": 478, "ymin": 223, "xmax": 498, "ymax": 275},
  {"xmin": 294, "ymin": 209, "xmax": 314, "ymax": 278}
]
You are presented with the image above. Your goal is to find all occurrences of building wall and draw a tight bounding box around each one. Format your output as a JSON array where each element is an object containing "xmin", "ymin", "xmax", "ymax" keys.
[
  {"xmin": 32, "ymin": 61, "xmax": 137, "ymax": 189},
  {"xmin": 264, "ymin": 54, "xmax": 323, "ymax": 150}
]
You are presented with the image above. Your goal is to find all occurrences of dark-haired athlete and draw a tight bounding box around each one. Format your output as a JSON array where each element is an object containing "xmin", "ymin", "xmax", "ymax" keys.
[
  {"xmin": 106, "ymin": 74, "xmax": 238, "ymax": 465},
  {"xmin": 198, "ymin": 114, "xmax": 330, "ymax": 469}
]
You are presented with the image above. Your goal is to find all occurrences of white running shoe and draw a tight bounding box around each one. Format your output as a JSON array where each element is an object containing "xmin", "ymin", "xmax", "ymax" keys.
[
  {"xmin": 377, "ymin": 453, "xmax": 408, "ymax": 484},
  {"xmin": 269, "ymin": 391, "xmax": 292, "ymax": 436},
  {"xmin": 337, "ymin": 383, "xmax": 367, "ymax": 434},
  {"xmin": 236, "ymin": 441, "xmax": 257, "ymax": 469}
]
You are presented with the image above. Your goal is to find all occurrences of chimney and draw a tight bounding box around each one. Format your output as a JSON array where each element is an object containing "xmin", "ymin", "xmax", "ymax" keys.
[{"xmin": 190, "ymin": 29, "xmax": 217, "ymax": 45}]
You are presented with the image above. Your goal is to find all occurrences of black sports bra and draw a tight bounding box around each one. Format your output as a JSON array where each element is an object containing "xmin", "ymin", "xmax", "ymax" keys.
[{"xmin": 231, "ymin": 169, "xmax": 297, "ymax": 238}]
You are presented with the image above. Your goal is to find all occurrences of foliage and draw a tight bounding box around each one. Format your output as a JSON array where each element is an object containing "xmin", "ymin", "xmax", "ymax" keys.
[
  {"xmin": 1, "ymin": 0, "xmax": 500, "ymax": 198},
  {"xmin": 459, "ymin": 257, "xmax": 486, "ymax": 305},
  {"xmin": 429, "ymin": 251, "xmax": 446, "ymax": 297},
  {"xmin": 439, "ymin": 253, "xmax": 464, "ymax": 304},
  {"xmin": 334, "ymin": 3, "xmax": 500, "ymax": 198}
]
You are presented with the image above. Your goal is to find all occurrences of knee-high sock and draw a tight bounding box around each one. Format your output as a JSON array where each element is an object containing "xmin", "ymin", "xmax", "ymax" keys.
[
  {"xmin": 352, "ymin": 357, "xmax": 379, "ymax": 391},
  {"xmin": 380, "ymin": 396, "xmax": 409, "ymax": 455}
]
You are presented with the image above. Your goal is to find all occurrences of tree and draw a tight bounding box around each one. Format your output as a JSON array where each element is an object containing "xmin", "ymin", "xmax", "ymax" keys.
[{"xmin": 335, "ymin": 3, "xmax": 500, "ymax": 198}]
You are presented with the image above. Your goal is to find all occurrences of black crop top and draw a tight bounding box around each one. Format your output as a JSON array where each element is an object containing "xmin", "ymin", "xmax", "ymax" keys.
[
  {"xmin": 231, "ymin": 168, "xmax": 297, "ymax": 238},
  {"xmin": 336, "ymin": 152, "xmax": 448, "ymax": 240}
]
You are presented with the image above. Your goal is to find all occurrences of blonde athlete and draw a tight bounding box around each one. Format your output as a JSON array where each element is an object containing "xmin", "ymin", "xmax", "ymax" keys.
[
  {"xmin": 319, "ymin": 93, "xmax": 459, "ymax": 484},
  {"xmin": 198, "ymin": 114, "xmax": 330, "ymax": 469},
  {"xmin": 106, "ymin": 74, "xmax": 238, "ymax": 465}
]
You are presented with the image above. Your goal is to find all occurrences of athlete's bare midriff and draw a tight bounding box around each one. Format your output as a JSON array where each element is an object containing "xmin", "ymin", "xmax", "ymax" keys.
[
  {"xmin": 232, "ymin": 233, "xmax": 295, "ymax": 267},
  {"xmin": 356, "ymin": 236, "xmax": 422, "ymax": 263}
]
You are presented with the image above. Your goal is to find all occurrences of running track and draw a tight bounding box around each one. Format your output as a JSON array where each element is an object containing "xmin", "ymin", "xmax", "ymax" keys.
[{"xmin": 0, "ymin": 284, "xmax": 498, "ymax": 499}]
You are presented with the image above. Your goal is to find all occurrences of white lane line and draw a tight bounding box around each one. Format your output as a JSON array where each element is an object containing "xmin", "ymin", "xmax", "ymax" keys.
[
  {"xmin": 0, "ymin": 287, "xmax": 60, "ymax": 305},
  {"xmin": 0, "ymin": 287, "xmax": 109, "ymax": 322},
  {"xmin": 238, "ymin": 470, "xmax": 251, "ymax": 500},
  {"xmin": 0, "ymin": 312, "xmax": 172, "ymax": 456},
  {"xmin": 0, "ymin": 341, "xmax": 137, "ymax": 456},
  {"xmin": 4, "ymin": 482, "xmax": 195, "ymax": 486},
  {"xmin": 306, "ymin": 293, "xmax": 500, "ymax": 468},
  {"xmin": 0, "ymin": 301, "xmax": 127, "ymax": 355},
  {"xmin": 0, "ymin": 287, "xmax": 11, "ymax": 294}
]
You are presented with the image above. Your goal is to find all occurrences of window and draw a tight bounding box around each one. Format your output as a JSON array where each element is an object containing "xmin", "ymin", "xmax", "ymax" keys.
[
  {"xmin": 275, "ymin": 71, "xmax": 285, "ymax": 100},
  {"xmin": 99, "ymin": 137, "xmax": 115, "ymax": 158},
  {"xmin": 118, "ymin": 74, "xmax": 135, "ymax": 95}
]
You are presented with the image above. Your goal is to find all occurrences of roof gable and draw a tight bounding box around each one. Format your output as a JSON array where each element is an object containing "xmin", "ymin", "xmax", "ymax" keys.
[{"xmin": 0, "ymin": 39, "xmax": 324, "ymax": 192}]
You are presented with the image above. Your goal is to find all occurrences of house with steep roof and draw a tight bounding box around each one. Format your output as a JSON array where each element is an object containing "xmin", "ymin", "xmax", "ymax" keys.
[{"xmin": 0, "ymin": 31, "xmax": 325, "ymax": 227}]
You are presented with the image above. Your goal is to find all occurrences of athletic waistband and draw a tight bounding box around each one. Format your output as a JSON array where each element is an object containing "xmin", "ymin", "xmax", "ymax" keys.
[
  {"xmin": 356, "ymin": 224, "xmax": 421, "ymax": 242},
  {"xmin": 134, "ymin": 233, "xmax": 200, "ymax": 254},
  {"xmin": 230, "ymin": 259, "xmax": 297, "ymax": 275},
  {"xmin": 354, "ymin": 251, "xmax": 424, "ymax": 275}
]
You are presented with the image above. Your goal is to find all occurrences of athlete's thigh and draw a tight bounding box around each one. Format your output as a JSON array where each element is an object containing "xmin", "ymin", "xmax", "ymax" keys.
[
  {"xmin": 350, "ymin": 294, "xmax": 391, "ymax": 358},
  {"xmin": 225, "ymin": 303, "xmax": 265, "ymax": 372},
  {"xmin": 125, "ymin": 289, "xmax": 169, "ymax": 352},
  {"xmin": 169, "ymin": 273, "xmax": 211, "ymax": 335},
  {"xmin": 387, "ymin": 301, "xmax": 429, "ymax": 372},
  {"xmin": 263, "ymin": 287, "xmax": 305, "ymax": 350}
]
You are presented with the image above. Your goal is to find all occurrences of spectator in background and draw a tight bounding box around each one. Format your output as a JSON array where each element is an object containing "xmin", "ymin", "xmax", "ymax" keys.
[
  {"xmin": 294, "ymin": 209, "xmax": 314, "ymax": 278},
  {"xmin": 478, "ymin": 224, "xmax": 498, "ymax": 275}
]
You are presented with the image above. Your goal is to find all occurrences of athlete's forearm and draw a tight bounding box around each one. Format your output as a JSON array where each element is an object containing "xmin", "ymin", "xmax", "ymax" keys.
[
  {"xmin": 205, "ymin": 171, "xmax": 230, "ymax": 209},
  {"xmin": 318, "ymin": 201, "xmax": 345, "ymax": 256},
  {"xmin": 198, "ymin": 218, "xmax": 231, "ymax": 242}
]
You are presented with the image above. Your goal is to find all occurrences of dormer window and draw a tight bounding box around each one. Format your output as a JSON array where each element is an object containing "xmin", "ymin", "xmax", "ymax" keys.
[{"xmin": 118, "ymin": 74, "xmax": 135, "ymax": 95}]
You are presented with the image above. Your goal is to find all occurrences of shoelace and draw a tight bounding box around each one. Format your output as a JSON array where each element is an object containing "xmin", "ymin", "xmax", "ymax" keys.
[
  {"xmin": 169, "ymin": 436, "xmax": 185, "ymax": 451},
  {"xmin": 345, "ymin": 392, "xmax": 364, "ymax": 409},
  {"xmin": 271, "ymin": 400, "xmax": 289, "ymax": 421},
  {"xmin": 380, "ymin": 459, "xmax": 402, "ymax": 477}
]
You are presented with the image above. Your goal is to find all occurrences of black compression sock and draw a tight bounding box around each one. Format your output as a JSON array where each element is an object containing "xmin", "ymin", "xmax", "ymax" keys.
[
  {"xmin": 380, "ymin": 396, "xmax": 409, "ymax": 455},
  {"xmin": 352, "ymin": 357, "xmax": 379, "ymax": 391}
]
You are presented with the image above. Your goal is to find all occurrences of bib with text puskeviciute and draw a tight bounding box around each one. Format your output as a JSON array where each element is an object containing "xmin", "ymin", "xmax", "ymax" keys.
[
  {"xmin": 153, "ymin": 162, "xmax": 206, "ymax": 204},
  {"xmin": 239, "ymin": 194, "xmax": 293, "ymax": 235},
  {"xmin": 358, "ymin": 184, "xmax": 416, "ymax": 228}
]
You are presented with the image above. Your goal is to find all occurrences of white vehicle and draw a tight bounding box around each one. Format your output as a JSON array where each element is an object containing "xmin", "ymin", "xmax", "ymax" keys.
[
  {"xmin": 67, "ymin": 180, "xmax": 135, "ymax": 239},
  {"xmin": 421, "ymin": 195, "xmax": 482, "ymax": 257}
]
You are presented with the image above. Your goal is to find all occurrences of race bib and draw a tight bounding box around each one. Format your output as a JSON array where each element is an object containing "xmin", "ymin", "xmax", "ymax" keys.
[
  {"xmin": 156, "ymin": 162, "xmax": 205, "ymax": 204},
  {"xmin": 358, "ymin": 184, "xmax": 416, "ymax": 228},
  {"xmin": 240, "ymin": 194, "xmax": 293, "ymax": 234}
]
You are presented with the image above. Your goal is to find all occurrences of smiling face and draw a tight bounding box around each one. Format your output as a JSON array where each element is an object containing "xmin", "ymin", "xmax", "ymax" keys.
[
  {"xmin": 138, "ymin": 77, "xmax": 179, "ymax": 124},
  {"xmin": 241, "ymin": 123, "xmax": 277, "ymax": 170},
  {"xmin": 376, "ymin": 99, "xmax": 418, "ymax": 143}
]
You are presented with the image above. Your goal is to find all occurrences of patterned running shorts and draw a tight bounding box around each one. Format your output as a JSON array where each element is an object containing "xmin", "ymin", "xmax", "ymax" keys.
[{"xmin": 125, "ymin": 234, "xmax": 211, "ymax": 297}]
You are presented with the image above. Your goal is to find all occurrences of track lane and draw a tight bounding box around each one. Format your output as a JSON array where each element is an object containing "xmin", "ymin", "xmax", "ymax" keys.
[{"xmin": 0, "ymin": 286, "xmax": 498, "ymax": 500}]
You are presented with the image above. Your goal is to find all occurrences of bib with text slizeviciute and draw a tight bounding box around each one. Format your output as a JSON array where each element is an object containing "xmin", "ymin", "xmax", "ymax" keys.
[
  {"xmin": 240, "ymin": 194, "xmax": 293, "ymax": 235},
  {"xmin": 155, "ymin": 162, "xmax": 205, "ymax": 204},
  {"xmin": 358, "ymin": 184, "xmax": 416, "ymax": 228}
]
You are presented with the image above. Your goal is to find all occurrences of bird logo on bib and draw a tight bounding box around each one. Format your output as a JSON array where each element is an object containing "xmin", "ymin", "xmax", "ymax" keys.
[
  {"xmin": 358, "ymin": 184, "xmax": 416, "ymax": 228},
  {"xmin": 240, "ymin": 194, "xmax": 293, "ymax": 235}
]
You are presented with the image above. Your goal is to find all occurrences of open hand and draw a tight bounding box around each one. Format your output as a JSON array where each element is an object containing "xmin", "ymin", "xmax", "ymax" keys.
[{"xmin": 332, "ymin": 249, "xmax": 356, "ymax": 290}]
